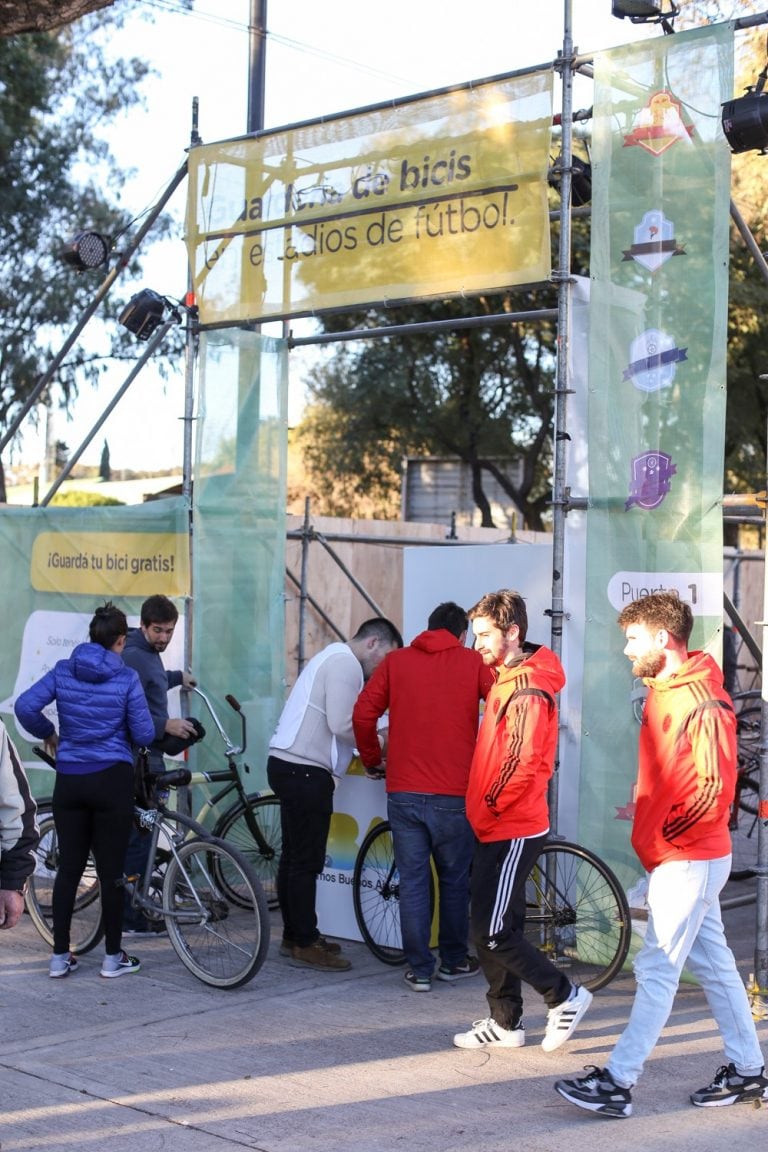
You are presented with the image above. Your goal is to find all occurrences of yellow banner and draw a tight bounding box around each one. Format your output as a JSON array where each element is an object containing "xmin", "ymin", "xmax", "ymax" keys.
[
  {"xmin": 186, "ymin": 71, "xmax": 553, "ymax": 325},
  {"xmin": 30, "ymin": 532, "xmax": 190, "ymax": 597}
]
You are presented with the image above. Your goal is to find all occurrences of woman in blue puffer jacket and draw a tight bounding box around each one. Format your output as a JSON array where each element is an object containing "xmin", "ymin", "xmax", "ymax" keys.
[{"xmin": 15, "ymin": 603, "xmax": 155, "ymax": 980}]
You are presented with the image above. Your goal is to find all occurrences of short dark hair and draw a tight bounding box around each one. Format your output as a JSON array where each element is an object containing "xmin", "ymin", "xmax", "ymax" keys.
[
  {"xmin": 140, "ymin": 594, "xmax": 179, "ymax": 628},
  {"xmin": 617, "ymin": 591, "xmax": 693, "ymax": 644},
  {"xmin": 468, "ymin": 589, "xmax": 528, "ymax": 643},
  {"xmin": 428, "ymin": 601, "xmax": 468, "ymax": 638},
  {"xmin": 89, "ymin": 602, "xmax": 128, "ymax": 649},
  {"xmin": 352, "ymin": 617, "xmax": 404, "ymax": 649}
]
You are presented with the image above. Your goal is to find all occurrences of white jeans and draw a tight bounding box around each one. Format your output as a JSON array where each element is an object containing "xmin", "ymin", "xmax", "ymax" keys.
[{"xmin": 608, "ymin": 855, "xmax": 764, "ymax": 1088}]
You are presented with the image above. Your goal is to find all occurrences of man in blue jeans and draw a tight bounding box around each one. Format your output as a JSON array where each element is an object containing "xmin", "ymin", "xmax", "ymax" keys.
[{"xmin": 353, "ymin": 602, "xmax": 494, "ymax": 991}]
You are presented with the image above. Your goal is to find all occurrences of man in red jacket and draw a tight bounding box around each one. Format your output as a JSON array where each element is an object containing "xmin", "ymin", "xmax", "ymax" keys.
[
  {"xmin": 353, "ymin": 602, "xmax": 494, "ymax": 991},
  {"xmin": 555, "ymin": 591, "xmax": 766, "ymax": 1118},
  {"xmin": 453, "ymin": 589, "xmax": 592, "ymax": 1052}
]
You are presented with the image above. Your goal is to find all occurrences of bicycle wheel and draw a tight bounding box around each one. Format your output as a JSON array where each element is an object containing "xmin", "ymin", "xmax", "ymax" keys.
[
  {"xmin": 525, "ymin": 841, "xmax": 631, "ymax": 992},
  {"xmin": 163, "ymin": 835, "xmax": 269, "ymax": 988},
  {"xmin": 353, "ymin": 822, "xmax": 406, "ymax": 965},
  {"xmin": 214, "ymin": 793, "xmax": 281, "ymax": 909},
  {"xmin": 25, "ymin": 811, "xmax": 104, "ymax": 954},
  {"xmin": 735, "ymin": 706, "xmax": 761, "ymax": 816}
]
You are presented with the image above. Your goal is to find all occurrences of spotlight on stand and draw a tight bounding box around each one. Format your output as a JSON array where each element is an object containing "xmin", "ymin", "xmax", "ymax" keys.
[
  {"xmin": 722, "ymin": 65, "xmax": 768, "ymax": 154},
  {"xmin": 58, "ymin": 231, "xmax": 110, "ymax": 271},
  {"xmin": 548, "ymin": 153, "xmax": 592, "ymax": 207},
  {"xmin": 119, "ymin": 289, "xmax": 180, "ymax": 341},
  {"xmin": 611, "ymin": 1, "xmax": 679, "ymax": 22}
]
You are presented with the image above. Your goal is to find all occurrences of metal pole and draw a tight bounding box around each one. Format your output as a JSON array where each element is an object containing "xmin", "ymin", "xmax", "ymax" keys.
[
  {"xmin": 547, "ymin": 0, "xmax": 575, "ymax": 835},
  {"xmin": 753, "ymin": 379, "xmax": 768, "ymax": 1015},
  {"xmin": 247, "ymin": 0, "xmax": 267, "ymax": 134},
  {"xmin": 298, "ymin": 497, "xmax": 311, "ymax": 672}
]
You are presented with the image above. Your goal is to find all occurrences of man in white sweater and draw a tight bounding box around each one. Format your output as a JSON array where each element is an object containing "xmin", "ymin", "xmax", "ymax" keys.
[{"xmin": 268, "ymin": 617, "xmax": 402, "ymax": 971}]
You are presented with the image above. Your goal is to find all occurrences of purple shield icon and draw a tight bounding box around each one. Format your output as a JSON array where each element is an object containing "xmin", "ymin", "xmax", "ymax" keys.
[{"xmin": 625, "ymin": 451, "xmax": 676, "ymax": 510}]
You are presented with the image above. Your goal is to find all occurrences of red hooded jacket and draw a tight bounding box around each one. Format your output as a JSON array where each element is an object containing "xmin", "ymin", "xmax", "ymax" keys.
[
  {"xmin": 631, "ymin": 650, "xmax": 736, "ymax": 872},
  {"xmin": 466, "ymin": 643, "xmax": 565, "ymax": 842},
  {"xmin": 352, "ymin": 629, "xmax": 494, "ymax": 795}
]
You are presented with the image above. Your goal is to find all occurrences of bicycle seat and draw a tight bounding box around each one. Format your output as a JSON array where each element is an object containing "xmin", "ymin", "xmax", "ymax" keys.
[{"xmin": 155, "ymin": 768, "xmax": 192, "ymax": 788}]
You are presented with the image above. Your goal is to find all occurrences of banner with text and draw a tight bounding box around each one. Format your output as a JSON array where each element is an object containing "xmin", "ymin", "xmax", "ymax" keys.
[
  {"xmin": 185, "ymin": 70, "xmax": 553, "ymax": 324},
  {"xmin": 579, "ymin": 25, "xmax": 734, "ymax": 884}
]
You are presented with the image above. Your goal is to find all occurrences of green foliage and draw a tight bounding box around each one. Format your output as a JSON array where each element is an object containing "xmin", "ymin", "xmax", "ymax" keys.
[
  {"xmin": 49, "ymin": 490, "xmax": 123, "ymax": 506},
  {"xmin": 0, "ymin": 13, "xmax": 181, "ymax": 498}
]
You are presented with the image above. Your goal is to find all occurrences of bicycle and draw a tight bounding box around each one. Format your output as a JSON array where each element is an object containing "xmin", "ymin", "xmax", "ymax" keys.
[
  {"xmin": 729, "ymin": 690, "xmax": 763, "ymax": 880},
  {"xmin": 25, "ymin": 763, "xmax": 270, "ymax": 989},
  {"xmin": 352, "ymin": 820, "xmax": 631, "ymax": 992},
  {"xmin": 30, "ymin": 686, "xmax": 282, "ymax": 909}
]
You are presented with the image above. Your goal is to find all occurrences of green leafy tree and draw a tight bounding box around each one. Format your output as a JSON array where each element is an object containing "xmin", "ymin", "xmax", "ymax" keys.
[
  {"xmin": 99, "ymin": 438, "xmax": 111, "ymax": 482},
  {"xmin": 0, "ymin": 14, "xmax": 181, "ymax": 501},
  {"xmin": 298, "ymin": 289, "xmax": 559, "ymax": 531}
]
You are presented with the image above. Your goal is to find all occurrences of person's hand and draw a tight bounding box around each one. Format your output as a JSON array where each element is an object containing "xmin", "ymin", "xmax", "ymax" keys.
[
  {"xmin": 44, "ymin": 732, "xmax": 59, "ymax": 760},
  {"xmin": 165, "ymin": 717, "xmax": 197, "ymax": 739},
  {"xmin": 0, "ymin": 889, "xmax": 25, "ymax": 930},
  {"xmin": 182, "ymin": 671, "xmax": 197, "ymax": 689},
  {"xmin": 364, "ymin": 763, "xmax": 386, "ymax": 781}
]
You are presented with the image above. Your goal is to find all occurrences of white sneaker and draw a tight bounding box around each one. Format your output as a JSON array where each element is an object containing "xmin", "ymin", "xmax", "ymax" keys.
[
  {"xmin": 453, "ymin": 1017, "xmax": 526, "ymax": 1049},
  {"xmin": 542, "ymin": 985, "xmax": 592, "ymax": 1052},
  {"xmin": 100, "ymin": 950, "xmax": 141, "ymax": 978},
  {"xmin": 49, "ymin": 952, "xmax": 78, "ymax": 979}
]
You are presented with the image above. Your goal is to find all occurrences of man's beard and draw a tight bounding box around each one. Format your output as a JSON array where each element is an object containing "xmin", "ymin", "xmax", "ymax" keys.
[{"xmin": 632, "ymin": 651, "xmax": 666, "ymax": 679}]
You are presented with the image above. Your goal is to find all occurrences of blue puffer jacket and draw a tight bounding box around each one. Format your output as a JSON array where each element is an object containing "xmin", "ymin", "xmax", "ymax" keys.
[{"xmin": 14, "ymin": 642, "xmax": 155, "ymax": 775}]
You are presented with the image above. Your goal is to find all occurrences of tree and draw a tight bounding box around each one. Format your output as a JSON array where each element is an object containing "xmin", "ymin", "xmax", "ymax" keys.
[
  {"xmin": 298, "ymin": 289, "xmax": 560, "ymax": 531},
  {"xmin": 0, "ymin": 15, "xmax": 178, "ymax": 502},
  {"xmin": 99, "ymin": 438, "xmax": 111, "ymax": 482},
  {"xmin": 0, "ymin": 1, "xmax": 115, "ymax": 36}
]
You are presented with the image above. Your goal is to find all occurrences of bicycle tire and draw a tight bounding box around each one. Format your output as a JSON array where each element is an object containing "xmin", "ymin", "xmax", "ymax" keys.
[
  {"xmin": 162, "ymin": 835, "xmax": 269, "ymax": 988},
  {"xmin": 214, "ymin": 793, "xmax": 281, "ymax": 910},
  {"xmin": 735, "ymin": 706, "xmax": 761, "ymax": 817},
  {"xmin": 352, "ymin": 821, "xmax": 435, "ymax": 966},
  {"xmin": 525, "ymin": 841, "xmax": 631, "ymax": 992},
  {"xmin": 25, "ymin": 811, "xmax": 104, "ymax": 954}
]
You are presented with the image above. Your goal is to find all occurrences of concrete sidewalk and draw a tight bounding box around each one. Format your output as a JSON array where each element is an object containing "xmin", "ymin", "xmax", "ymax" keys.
[{"xmin": 1, "ymin": 883, "xmax": 766, "ymax": 1152}]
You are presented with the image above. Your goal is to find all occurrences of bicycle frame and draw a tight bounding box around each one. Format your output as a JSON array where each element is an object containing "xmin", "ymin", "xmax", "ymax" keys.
[{"xmin": 124, "ymin": 803, "xmax": 212, "ymax": 924}]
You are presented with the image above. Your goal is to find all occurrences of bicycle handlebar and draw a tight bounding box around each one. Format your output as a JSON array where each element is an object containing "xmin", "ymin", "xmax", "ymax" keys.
[{"xmin": 182, "ymin": 685, "xmax": 246, "ymax": 758}]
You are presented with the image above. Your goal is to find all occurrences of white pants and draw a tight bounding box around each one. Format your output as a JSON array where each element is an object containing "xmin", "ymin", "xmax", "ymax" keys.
[{"xmin": 608, "ymin": 855, "xmax": 764, "ymax": 1088}]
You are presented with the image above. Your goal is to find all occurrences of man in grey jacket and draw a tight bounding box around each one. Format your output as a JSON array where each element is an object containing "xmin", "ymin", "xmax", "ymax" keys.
[{"xmin": 0, "ymin": 719, "xmax": 38, "ymax": 930}]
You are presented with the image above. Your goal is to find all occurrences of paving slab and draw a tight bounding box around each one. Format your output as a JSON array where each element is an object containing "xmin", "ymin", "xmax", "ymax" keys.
[{"xmin": 1, "ymin": 884, "xmax": 766, "ymax": 1152}]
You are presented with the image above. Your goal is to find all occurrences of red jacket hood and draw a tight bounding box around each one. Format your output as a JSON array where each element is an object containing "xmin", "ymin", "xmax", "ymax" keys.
[
  {"xmin": 410, "ymin": 628, "xmax": 466, "ymax": 655},
  {"xmin": 643, "ymin": 650, "xmax": 722, "ymax": 695},
  {"xmin": 495, "ymin": 642, "xmax": 566, "ymax": 698}
]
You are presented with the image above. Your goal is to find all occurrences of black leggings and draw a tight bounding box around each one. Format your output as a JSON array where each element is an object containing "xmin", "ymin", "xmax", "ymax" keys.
[{"xmin": 52, "ymin": 763, "xmax": 135, "ymax": 955}]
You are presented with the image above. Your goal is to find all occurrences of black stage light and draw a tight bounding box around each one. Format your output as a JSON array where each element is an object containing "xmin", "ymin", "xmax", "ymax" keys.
[
  {"xmin": 722, "ymin": 70, "xmax": 768, "ymax": 154},
  {"xmin": 58, "ymin": 231, "xmax": 110, "ymax": 271},
  {"xmin": 612, "ymin": 1, "xmax": 678, "ymax": 22},
  {"xmin": 548, "ymin": 154, "xmax": 592, "ymax": 207},
  {"xmin": 118, "ymin": 289, "xmax": 168, "ymax": 341}
]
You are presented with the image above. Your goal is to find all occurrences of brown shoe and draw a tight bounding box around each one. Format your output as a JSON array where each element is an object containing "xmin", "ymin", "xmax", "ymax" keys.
[
  {"xmin": 279, "ymin": 935, "xmax": 342, "ymax": 958},
  {"xmin": 289, "ymin": 942, "xmax": 351, "ymax": 971}
]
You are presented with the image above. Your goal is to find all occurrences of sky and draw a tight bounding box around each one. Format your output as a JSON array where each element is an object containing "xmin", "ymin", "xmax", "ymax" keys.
[{"xmin": 13, "ymin": 0, "xmax": 673, "ymax": 476}]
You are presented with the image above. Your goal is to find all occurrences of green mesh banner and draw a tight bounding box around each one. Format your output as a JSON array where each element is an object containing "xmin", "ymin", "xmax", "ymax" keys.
[
  {"xmin": 0, "ymin": 498, "xmax": 191, "ymax": 799},
  {"xmin": 580, "ymin": 25, "xmax": 734, "ymax": 885},
  {"xmin": 192, "ymin": 330, "xmax": 288, "ymax": 788}
]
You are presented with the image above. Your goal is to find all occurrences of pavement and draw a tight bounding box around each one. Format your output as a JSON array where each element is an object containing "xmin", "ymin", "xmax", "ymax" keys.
[{"xmin": 1, "ymin": 879, "xmax": 767, "ymax": 1152}]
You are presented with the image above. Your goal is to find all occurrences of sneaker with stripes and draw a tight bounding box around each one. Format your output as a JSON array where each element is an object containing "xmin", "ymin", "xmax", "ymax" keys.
[
  {"xmin": 453, "ymin": 1017, "xmax": 525, "ymax": 1049},
  {"xmin": 542, "ymin": 984, "xmax": 592, "ymax": 1052}
]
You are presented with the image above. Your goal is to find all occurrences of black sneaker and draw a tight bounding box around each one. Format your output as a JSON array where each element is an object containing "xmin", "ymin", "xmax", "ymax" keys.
[
  {"xmin": 690, "ymin": 1063, "xmax": 768, "ymax": 1107},
  {"xmin": 436, "ymin": 956, "xmax": 480, "ymax": 981},
  {"xmin": 555, "ymin": 1066, "xmax": 633, "ymax": 1118}
]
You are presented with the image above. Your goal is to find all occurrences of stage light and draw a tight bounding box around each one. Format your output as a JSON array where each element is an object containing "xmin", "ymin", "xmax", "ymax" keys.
[
  {"xmin": 58, "ymin": 231, "xmax": 110, "ymax": 271},
  {"xmin": 611, "ymin": 1, "xmax": 678, "ymax": 22},
  {"xmin": 722, "ymin": 66, "xmax": 768, "ymax": 154},
  {"xmin": 548, "ymin": 154, "xmax": 592, "ymax": 207},
  {"xmin": 118, "ymin": 289, "xmax": 173, "ymax": 341}
]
